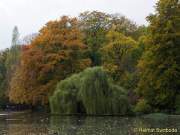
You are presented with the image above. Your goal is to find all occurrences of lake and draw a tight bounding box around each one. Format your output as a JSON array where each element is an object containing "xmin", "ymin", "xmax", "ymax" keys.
[{"xmin": 0, "ymin": 112, "xmax": 180, "ymax": 135}]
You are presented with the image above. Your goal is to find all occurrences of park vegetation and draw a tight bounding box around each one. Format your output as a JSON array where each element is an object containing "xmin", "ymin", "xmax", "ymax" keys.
[
  {"xmin": 50, "ymin": 67, "xmax": 131, "ymax": 115},
  {"xmin": 0, "ymin": 0, "xmax": 179, "ymax": 115}
]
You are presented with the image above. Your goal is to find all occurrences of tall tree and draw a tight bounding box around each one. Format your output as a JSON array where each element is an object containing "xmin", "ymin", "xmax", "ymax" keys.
[
  {"xmin": 79, "ymin": 11, "xmax": 143, "ymax": 66},
  {"xmin": 137, "ymin": 0, "xmax": 180, "ymax": 111},
  {"xmin": 9, "ymin": 16, "xmax": 91, "ymax": 106},
  {"xmin": 0, "ymin": 50, "xmax": 9, "ymax": 109},
  {"xmin": 4, "ymin": 26, "xmax": 21, "ymax": 97},
  {"xmin": 11, "ymin": 26, "xmax": 20, "ymax": 46},
  {"xmin": 79, "ymin": 11, "xmax": 111, "ymax": 66},
  {"xmin": 6, "ymin": 26, "xmax": 21, "ymax": 68},
  {"xmin": 101, "ymin": 29, "xmax": 137, "ymax": 84}
]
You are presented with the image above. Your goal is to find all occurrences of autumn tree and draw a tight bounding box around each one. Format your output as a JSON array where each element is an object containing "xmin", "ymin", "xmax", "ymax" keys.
[
  {"xmin": 101, "ymin": 29, "xmax": 137, "ymax": 86},
  {"xmin": 79, "ymin": 11, "xmax": 143, "ymax": 66},
  {"xmin": 9, "ymin": 16, "xmax": 91, "ymax": 106},
  {"xmin": 0, "ymin": 26, "xmax": 21, "ymax": 108},
  {"xmin": 137, "ymin": 0, "xmax": 180, "ymax": 112}
]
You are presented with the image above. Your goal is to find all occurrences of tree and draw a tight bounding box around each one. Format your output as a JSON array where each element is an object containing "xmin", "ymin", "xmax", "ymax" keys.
[
  {"xmin": 4, "ymin": 26, "xmax": 21, "ymax": 100},
  {"xmin": 101, "ymin": 29, "xmax": 137, "ymax": 84},
  {"xmin": 50, "ymin": 67, "xmax": 131, "ymax": 115},
  {"xmin": 110, "ymin": 14, "xmax": 140, "ymax": 40},
  {"xmin": 79, "ymin": 11, "xmax": 111, "ymax": 66},
  {"xmin": 9, "ymin": 16, "xmax": 91, "ymax": 106},
  {"xmin": 11, "ymin": 26, "xmax": 20, "ymax": 46},
  {"xmin": 0, "ymin": 50, "xmax": 9, "ymax": 109},
  {"xmin": 6, "ymin": 26, "xmax": 21, "ymax": 69},
  {"xmin": 79, "ymin": 11, "xmax": 141, "ymax": 66},
  {"xmin": 137, "ymin": 0, "xmax": 180, "ymax": 112}
]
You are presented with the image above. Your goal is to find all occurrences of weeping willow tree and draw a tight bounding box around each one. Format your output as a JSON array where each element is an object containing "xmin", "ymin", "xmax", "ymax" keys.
[
  {"xmin": 49, "ymin": 74, "xmax": 83, "ymax": 114},
  {"xmin": 109, "ymin": 84, "xmax": 131, "ymax": 115},
  {"xmin": 79, "ymin": 67, "xmax": 112, "ymax": 114},
  {"xmin": 50, "ymin": 67, "xmax": 131, "ymax": 115}
]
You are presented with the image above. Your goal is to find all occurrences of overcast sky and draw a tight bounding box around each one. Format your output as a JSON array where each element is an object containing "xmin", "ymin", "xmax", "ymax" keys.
[{"xmin": 0, "ymin": 0, "xmax": 157, "ymax": 50}]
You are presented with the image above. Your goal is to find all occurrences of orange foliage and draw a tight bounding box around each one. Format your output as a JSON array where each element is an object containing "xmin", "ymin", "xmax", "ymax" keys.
[{"xmin": 9, "ymin": 16, "xmax": 91, "ymax": 105}]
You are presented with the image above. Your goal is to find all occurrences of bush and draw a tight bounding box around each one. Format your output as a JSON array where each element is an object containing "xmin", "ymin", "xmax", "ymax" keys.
[
  {"xmin": 134, "ymin": 99, "xmax": 151, "ymax": 114},
  {"xmin": 50, "ymin": 67, "xmax": 131, "ymax": 115}
]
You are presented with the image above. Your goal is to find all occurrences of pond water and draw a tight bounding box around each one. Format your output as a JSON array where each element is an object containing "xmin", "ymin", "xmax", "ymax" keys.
[{"xmin": 0, "ymin": 112, "xmax": 180, "ymax": 135}]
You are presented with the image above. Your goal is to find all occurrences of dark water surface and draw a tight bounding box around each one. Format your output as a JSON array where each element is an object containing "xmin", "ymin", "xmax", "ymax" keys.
[{"xmin": 0, "ymin": 112, "xmax": 180, "ymax": 135}]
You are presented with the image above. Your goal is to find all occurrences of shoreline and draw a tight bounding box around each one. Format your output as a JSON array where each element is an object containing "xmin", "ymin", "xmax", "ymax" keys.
[{"xmin": 0, "ymin": 111, "xmax": 179, "ymax": 117}]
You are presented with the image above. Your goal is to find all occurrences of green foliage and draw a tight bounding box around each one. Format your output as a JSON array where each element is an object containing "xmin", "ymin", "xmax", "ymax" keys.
[
  {"xmin": 79, "ymin": 11, "xmax": 142, "ymax": 66},
  {"xmin": 79, "ymin": 67, "xmax": 111, "ymax": 114},
  {"xmin": 5, "ymin": 45, "xmax": 21, "ymax": 70},
  {"xmin": 0, "ymin": 7, "xmax": 178, "ymax": 115},
  {"xmin": 50, "ymin": 67, "xmax": 131, "ymax": 115},
  {"xmin": 121, "ymin": 36, "xmax": 149, "ymax": 90},
  {"xmin": 0, "ymin": 51, "xmax": 7, "ymax": 89},
  {"xmin": 109, "ymin": 84, "xmax": 131, "ymax": 115},
  {"xmin": 5, "ymin": 26, "xmax": 21, "ymax": 97},
  {"xmin": 79, "ymin": 11, "xmax": 110, "ymax": 66},
  {"xmin": 50, "ymin": 74, "xmax": 82, "ymax": 114},
  {"xmin": 0, "ymin": 45, "xmax": 21, "ymax": 109},
  {"xmin": 175, "ymin": 95, "xmax": 180, "ymax": 114},
  {"xmin": 135, "ymin": 99, "xmax": 151, "ymax": 114},
  {"xmin": 137, "ymin": 0, "xmax": 180, "ymax": 111},
  {"xmin": 6, "ymin": 26, "xmax": 21, "ymax": 71},
  {"xmin": 101, "ymin": 29, "xmax": 137, "ymax": 87},
  {"xmin": 0, "ymin": 50, "xmax": 8, "ymax": 109}
]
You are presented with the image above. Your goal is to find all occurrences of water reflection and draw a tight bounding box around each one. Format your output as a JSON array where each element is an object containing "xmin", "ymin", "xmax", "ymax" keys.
[{"xmin": 0, "ymin": 113, "xmax": 180, "ymax": 135}]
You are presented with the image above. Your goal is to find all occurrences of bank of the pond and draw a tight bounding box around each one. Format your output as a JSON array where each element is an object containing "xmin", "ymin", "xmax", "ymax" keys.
[
  {"xmin": 1, "ymin": 110, "xmax": 179, "ymax": 118},
  {"xmin": 0, "ymin": 110, "xmax": 32, "ymax": 116}
]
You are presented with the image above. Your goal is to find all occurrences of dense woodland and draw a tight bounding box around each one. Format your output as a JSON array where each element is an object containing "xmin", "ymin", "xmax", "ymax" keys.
[{"xmin": 0, "ymin": 0, "xmax": 180, "ymax": 115}]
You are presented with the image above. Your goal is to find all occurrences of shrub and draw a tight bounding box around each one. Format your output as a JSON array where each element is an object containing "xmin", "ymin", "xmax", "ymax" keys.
[{"xmin": 134, "ymin": 99, "xmax": 151, "ymax": 114}]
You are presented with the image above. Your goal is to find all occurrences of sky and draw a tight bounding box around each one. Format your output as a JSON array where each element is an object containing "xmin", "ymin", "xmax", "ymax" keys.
[{"xmin": 0, "ymin": 0, "xmax": 157, "ymax": 50}]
